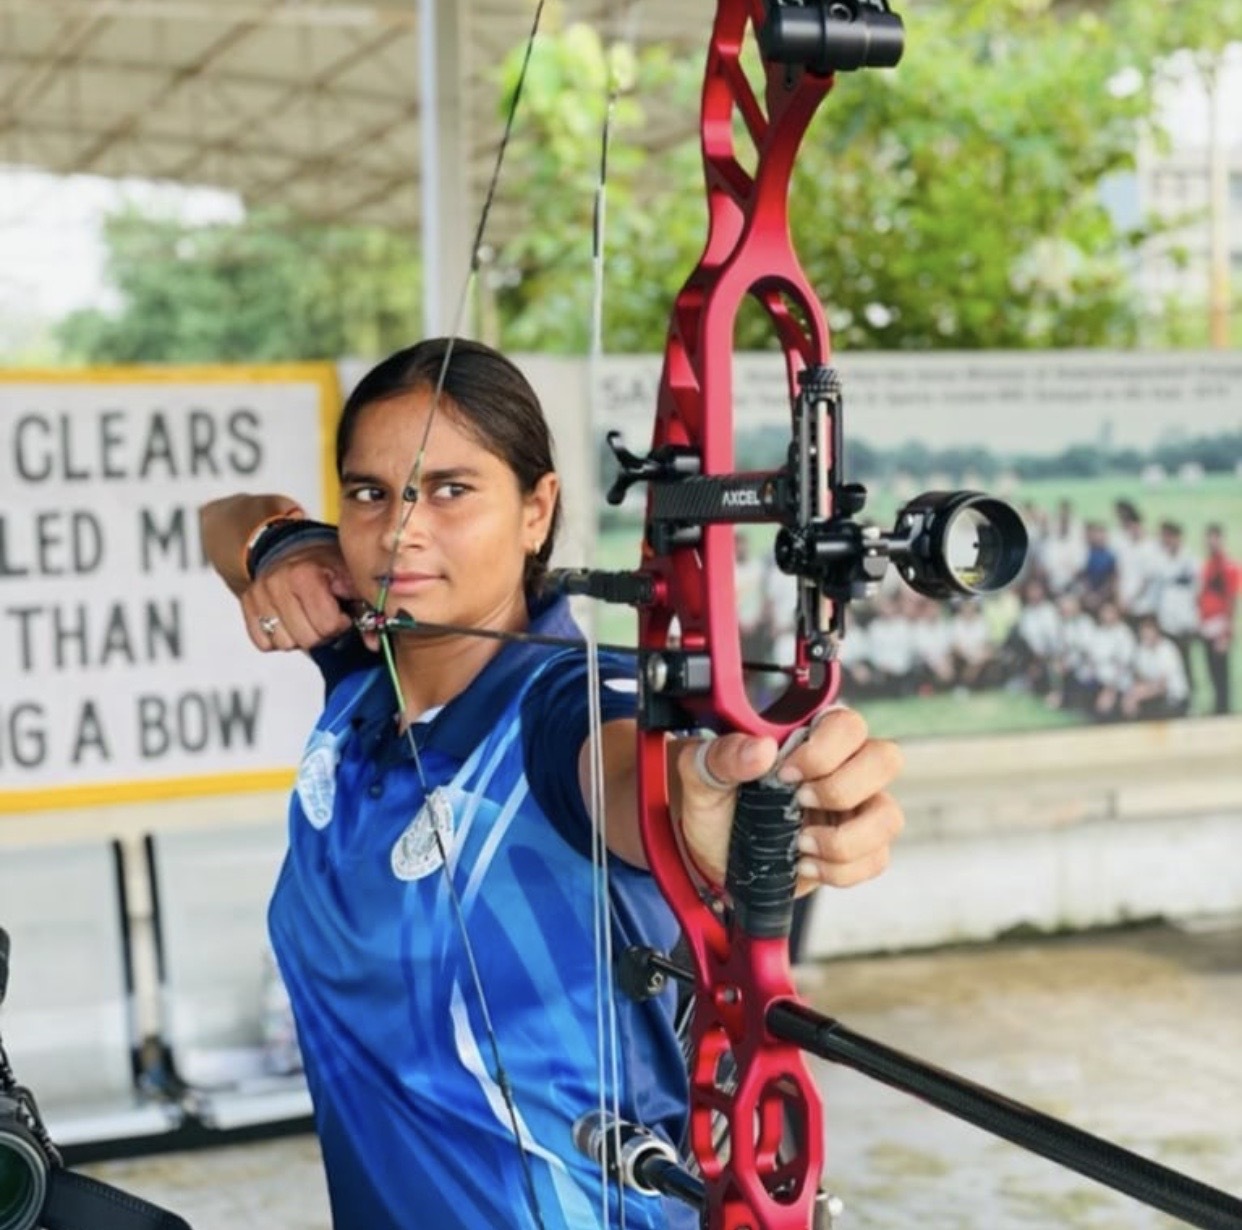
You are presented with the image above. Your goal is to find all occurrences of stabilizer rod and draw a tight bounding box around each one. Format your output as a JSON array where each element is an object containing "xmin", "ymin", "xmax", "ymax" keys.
[{"xmin": 768, "ymin": 1000, "xmax": 1242, "ymax": 1230}]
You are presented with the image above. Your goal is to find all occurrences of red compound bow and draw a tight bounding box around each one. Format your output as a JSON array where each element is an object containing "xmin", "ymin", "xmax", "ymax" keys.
[{"xmin": 563, "ymin": 5, "xmax": 1241, "ymax": 1229}]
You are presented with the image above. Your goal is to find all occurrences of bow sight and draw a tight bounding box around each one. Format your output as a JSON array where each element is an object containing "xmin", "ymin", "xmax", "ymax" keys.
[
  {"xmin": 595, "ymin": 363, "xmax": 1029, "ymax": 662},
  {"xmin": 0, "ymin": 928, "xmax": 191, "ymax": 1230},
  {"xmin": 773, "ymin": 366, "xmax": 1028, "ymax": 627}
]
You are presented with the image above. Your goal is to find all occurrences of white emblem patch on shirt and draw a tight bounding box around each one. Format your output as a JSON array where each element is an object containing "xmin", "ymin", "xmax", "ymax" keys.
[
  {"xmin": 391, "ymin": 787, "xmax": 456, "ymax": 881},
  {"xmin": 296, "ymin": 730, "xmax": 340, "ymax": 830}
]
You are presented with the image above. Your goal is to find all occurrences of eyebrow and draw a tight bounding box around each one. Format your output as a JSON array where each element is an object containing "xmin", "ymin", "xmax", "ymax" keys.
[
  {"xmin": 339, "ymin": 466, "xmax": 483, "ymax": 486},
  {"xmin": 421, "ymin": 466, "xmax": 483, "ymax": 483}
]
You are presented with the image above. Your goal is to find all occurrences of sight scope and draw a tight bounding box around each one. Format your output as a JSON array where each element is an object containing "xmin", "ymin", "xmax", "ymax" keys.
[
  {"xmin": 776, "ymin": 488, "xmax": 1029, "ymax": 612},
  {"xmin": 887, "ymin": 490, "xmax": 1029, "ymax": 600}
]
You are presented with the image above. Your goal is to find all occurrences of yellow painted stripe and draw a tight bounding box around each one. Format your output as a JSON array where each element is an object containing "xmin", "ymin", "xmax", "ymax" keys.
[
  {"xmin": 319, "ymin": 372, "xmax": 341, "ymax": 521},
  {"xmin": 0, "ymin": 769, "xmax": 296, "ymax": 815},
  {"xmin": 1, "ymin": 362, "xmax": 336, "ymax": 384}
]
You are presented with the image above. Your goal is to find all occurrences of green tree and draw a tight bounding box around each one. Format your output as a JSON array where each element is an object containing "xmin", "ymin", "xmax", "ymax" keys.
[
  {"xmin": 48, "ymin": 2, "xmax": 1239, "ymax": 362},
  {"xmin": 490, "ymin": 2, "xmax": 1207, "ymax": 352},
  {"xmin": 790, "ymin": 0, "xmax": 1155, "ymax": 350},
  {"xmin": 56, "ymin": 206, "xmax": 421, "ymax": 364}
]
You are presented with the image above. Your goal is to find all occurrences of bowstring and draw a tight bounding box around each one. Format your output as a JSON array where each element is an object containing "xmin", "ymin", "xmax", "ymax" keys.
[
  {"xmin": 377, "ymin": 0, "xmax": 549, "ymax": 614},
  {"xmin": 587, "ymin": 23, "xmax": 627, "ymax": 1230},
  {"xmin": 369, "ymin": 2, "xmax": 655, "ymax": 1224},
  {"xmin": 379, "ymin": 639, "xmax": 547, "ymax": 1230},
  {"xmin": 372, "ymin": 5, "xmax": 551, "ymax": 1229}
]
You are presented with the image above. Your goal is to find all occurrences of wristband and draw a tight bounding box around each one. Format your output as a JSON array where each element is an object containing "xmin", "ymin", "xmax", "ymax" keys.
[
  {"xmin": 242, "ymin": 514, "xmax": 301, "ymax": 581},
  {"xmin": 249, "ymin": 520, "xmax": 340, "ymax": 578}
]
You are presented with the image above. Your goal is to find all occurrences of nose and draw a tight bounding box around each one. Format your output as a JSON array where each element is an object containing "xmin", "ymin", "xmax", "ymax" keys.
[{"xmin": 381, "ymin": 486, "xmax": 426, "ymax": 553}]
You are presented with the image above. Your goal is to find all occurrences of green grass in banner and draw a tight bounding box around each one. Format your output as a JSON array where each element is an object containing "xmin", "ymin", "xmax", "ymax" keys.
[{"xmin": 584, "ymin": 473, "xmax": 1242, "ymax": 739}]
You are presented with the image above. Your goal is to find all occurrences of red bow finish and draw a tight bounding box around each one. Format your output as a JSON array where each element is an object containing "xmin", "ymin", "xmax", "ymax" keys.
[
  {"xmin": 628, "ymin": 4, "xmax": 903, "ymax": 1227},
  {"xmin": 582, "ymin": 5, "xmax": 1240, "ymax": 1230}
]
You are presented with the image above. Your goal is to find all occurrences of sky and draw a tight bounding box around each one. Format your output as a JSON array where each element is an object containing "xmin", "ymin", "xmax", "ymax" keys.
[
  {"xmin": 0, "ymin": 46, "xmax": 1236, "ymax": 340},
  {"xmin": 0, "ymin": 172, "xmax": 241, "ymax": 321}
]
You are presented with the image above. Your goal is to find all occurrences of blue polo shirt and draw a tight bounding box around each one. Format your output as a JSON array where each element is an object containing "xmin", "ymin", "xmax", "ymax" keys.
[{"xmin": 268, "ymin": 596, "xmax": 693, "ymax": 1230}]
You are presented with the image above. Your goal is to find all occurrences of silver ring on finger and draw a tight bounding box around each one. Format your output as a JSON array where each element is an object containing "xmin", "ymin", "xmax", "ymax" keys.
[
  {"xmin": 693, "ymin": 738, "xmax": 731, "ymax": 792},
  {"xmin": 258, "ymin": 614, "xmax": 281, "ymax": 637}
]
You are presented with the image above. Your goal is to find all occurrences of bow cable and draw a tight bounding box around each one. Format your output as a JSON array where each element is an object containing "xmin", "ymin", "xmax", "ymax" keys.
[{"xmin": 585, "ymin": 19, "xmax": 632, "ymax": 1228}]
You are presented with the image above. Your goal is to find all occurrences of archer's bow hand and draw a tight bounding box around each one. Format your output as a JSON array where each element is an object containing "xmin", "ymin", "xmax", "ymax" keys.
[
  {"xmin": 200, "ymin": 494, "xmax": 358, "ymax": 654},
  {"xmin": 677, "ymin": 710, "xmax": 904, "ymax": 893},
  {"xmin": 238, "ymin": 538, "xmax": 360, "ymax": 653}
]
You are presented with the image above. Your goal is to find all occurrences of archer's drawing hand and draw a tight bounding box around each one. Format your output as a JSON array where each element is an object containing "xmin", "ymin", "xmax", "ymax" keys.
[
  {"xmin": 677, "ymin": 708, "xmax": 904, "ymax": 894},
  {"xmin": 241, "ymin": 541, "xmax": 360, "ymax": 653}
]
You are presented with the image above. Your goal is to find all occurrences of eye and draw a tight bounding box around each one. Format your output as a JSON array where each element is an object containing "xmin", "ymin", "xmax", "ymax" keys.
[
  {"xmin": 345, "ymin": 484, "xmax": 386, "ymax": 505},
  {"xmin": 430, "ymin": 481, "xmax": 470, "ymax": 501}
]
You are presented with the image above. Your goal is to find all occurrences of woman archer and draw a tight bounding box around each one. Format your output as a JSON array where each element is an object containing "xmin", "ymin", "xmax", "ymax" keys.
[{"xmin": 200, "ymin": 336, "xmax": 904, "ymax": 1230}]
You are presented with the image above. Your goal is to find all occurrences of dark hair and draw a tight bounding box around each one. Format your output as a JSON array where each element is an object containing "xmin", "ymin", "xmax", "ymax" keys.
[{"xmin": 336, "ymin": 338, "xmax": 561, "ymax": 593}]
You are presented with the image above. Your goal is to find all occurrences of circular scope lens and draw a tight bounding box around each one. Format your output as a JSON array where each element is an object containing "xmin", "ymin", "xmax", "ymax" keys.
[
  {"xmin": 941, "ymin": 497, "xmax": 1026, "ymax": 594},
  {"xmin": 0, "ymin": 1125, "xmax": 47, "ymax": 1230},
  {"xmin": 894, "ymin": 491, "xmax": 1029, "ymax": 600},
  {"xmin": 943, "ymin": 503, "xmax": 1019, "ymax": 592}
]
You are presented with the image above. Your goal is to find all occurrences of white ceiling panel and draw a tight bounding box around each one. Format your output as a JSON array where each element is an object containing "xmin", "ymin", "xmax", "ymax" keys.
[{"xmin": 0, "ymin": 0, "xmax": 712, "ymax": 231}]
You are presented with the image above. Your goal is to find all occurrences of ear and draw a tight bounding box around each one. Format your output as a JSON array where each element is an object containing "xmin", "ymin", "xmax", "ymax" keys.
[{"xmin": 522, "ymin": 471, "xmax": 560, "ymax": 553}]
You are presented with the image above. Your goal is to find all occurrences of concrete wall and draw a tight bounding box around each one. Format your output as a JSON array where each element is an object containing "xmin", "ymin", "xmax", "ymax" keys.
[{"xmin": 805, "ymin": 716, "xmax": 1242, "ymax": 958}]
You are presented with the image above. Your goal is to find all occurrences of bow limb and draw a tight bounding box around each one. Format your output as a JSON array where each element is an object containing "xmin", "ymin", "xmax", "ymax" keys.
[{"xmin": 632, "ymin": 3, "xmax": 903, "ymax": 1227}]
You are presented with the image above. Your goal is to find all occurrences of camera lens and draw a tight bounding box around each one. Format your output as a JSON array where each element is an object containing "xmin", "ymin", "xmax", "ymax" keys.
[{"xmin": 0, "ymin": 1114, "xmax": 47, "ymax": 1230}]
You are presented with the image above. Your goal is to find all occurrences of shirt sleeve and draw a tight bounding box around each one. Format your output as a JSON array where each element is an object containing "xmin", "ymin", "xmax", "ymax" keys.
[{"xmin": 521, "ymin": 650, "xmax": 640, "ymax": 860}]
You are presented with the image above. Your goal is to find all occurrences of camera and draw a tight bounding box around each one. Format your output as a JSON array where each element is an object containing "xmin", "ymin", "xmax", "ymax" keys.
[
  {"xmin": 0, "ymin": 1093, "xmax": 46, "ymax": 1230},
  {"xmin": 0, "ymin": 928, "xmax": 191, "ymax": 1230}
]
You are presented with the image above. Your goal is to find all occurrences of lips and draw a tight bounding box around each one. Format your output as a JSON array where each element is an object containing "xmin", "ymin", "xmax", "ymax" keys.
[{"xmin": 378, "ymin": 571, "xmax": 442, "ymax": 594}]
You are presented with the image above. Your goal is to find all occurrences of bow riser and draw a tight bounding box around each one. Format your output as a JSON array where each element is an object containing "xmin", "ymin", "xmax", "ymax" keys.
[
  {"xmin": 634, "ymin": 3, "xmax": 862, "ymax": 1227},
  {"xmin": 646, "ymin": 2, "xmax": 840, "ymax": 740}
]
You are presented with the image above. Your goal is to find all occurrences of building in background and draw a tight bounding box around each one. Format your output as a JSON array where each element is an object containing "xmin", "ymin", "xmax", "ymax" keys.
[
  {"xmin": 1133, "ymin": 46, "xmax": 1242, "ymax": 344},
  {"xmin": 1137, "ymin": 142, "xmax": 1242, "ymax": 302}
]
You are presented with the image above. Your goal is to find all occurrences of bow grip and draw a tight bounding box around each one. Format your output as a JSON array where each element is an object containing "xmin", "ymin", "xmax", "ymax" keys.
[{"xmin": 726, "ymin": 780, "xmax": 801, "ymax": 940}]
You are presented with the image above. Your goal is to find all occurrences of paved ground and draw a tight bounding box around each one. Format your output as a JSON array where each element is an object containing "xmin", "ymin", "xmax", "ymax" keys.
[
  {"xmin": 801, "ymin": 919, "xmax": 1242, "ymax": 1229},
  {"xmin": 80, "ymin": 920, "xmax": 1242, "ymax": 1229}
]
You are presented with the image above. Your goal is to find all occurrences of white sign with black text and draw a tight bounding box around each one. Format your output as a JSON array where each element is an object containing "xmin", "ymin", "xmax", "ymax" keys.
[{"xmin": 0, "ymin": 367, "xmax": 337, "ymax": 810}]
